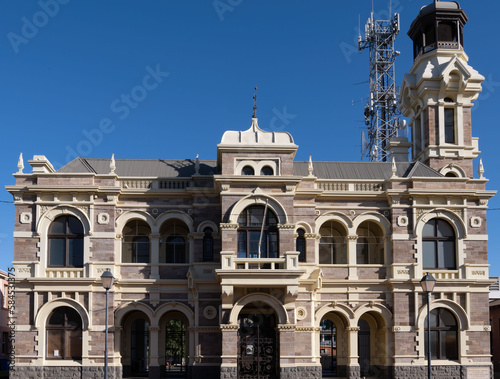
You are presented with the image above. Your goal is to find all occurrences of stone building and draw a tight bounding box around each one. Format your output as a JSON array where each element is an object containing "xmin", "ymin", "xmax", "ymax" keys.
[{"xmin": 6, "ymin": 1, "xmax": 496, "ymax": 378}]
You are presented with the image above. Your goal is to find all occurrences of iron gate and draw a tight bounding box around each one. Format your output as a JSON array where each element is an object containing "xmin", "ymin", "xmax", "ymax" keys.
[{"xmin": 238, "ymin": 313, "xmax": 278, "ymax": 379}]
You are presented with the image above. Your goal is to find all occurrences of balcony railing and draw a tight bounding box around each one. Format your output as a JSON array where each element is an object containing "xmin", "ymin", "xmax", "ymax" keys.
[
  {"xmin": 119, "ymin": 178, "xmax": 191, "ymax": 190},
  {"xmin": 317, "ymin": 181, "xmax": 384, "ymax": 192},
  {"xmin": 46, "ymin": 268, "xmax": 85, "ymax": 278},
  {"xmin": 220, "ymin": 251, "xmax": 300, "ymax": 271}
]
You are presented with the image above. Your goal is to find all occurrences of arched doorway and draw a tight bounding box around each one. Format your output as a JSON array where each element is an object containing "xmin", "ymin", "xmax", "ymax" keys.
[
  {"xmin": 357, "ymin": 311, "xmax": 389, "ymax": 378},
  {"xmin": 122, "ymin": 311, "xmax": 150, "ymax": 378},
  {"xmin": 358, "ymin": 319, "xmax": 370, "ymax": 376},
  {"xmin": 319, "ymin": 312, "xmax": 347, "ymax": 377},
  {"xmin": 159, "ymin": 311, "xmax": 189, "ymax": 377},
  {"xmin": 237, "ymin": 302, "xmax": 279, "ymax": 379},
  {"xmin": 320, "ymin": 319, "xmax": 337, "ymax": 376}
]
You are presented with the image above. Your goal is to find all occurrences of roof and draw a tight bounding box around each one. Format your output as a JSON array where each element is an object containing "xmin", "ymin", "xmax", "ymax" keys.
[
  {"xmin": 219, "ymin": 118, "xmax": 296, "ymax": 148},
  {"xmin": 59, "ymin": 157, "xmax": 443, "ymax": 180},
  {"xmin": 58, "ymin": 157, "xmax": 217, "ymax": 177},
  {"xmin": 293, "ymin": 161, "xmax": 443, "ymax": 180}
]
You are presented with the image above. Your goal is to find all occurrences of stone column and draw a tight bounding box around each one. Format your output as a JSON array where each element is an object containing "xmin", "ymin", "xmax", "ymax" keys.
[
  {"xmin": 220, "ymin": 324, "xmax": 239, "ymax": 378},
  {"xmin": 149, "ymin": 234, "xmax": 160, "ymax": 279},
  {"xmin": 347, "ymin": 236, "xmax": 358, "ymax": 280},
  {"xmin": 346, "ymin": 326, "xmax": 360, "ymax": 379},
  {"xmin": 149, "ymin": 326, "xmax": 160, "ymax": 378}
]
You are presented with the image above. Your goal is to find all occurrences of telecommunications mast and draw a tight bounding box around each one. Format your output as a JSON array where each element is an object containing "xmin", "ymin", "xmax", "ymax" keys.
[{"xmin": 358, "ymin": 10, "xmax": 402, "ymax": 162}]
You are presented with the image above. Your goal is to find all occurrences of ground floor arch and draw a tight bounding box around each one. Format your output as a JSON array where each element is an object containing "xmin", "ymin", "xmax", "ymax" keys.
[
  {"xmin": 356, "ymin": 311, "xmax": 390, "ymax": 378},
  {"xmin": 158, "ymin": 310, "xmax": 190, "ymax": 377},
  {"xmin": 237, "ymin": 301, "xmax": 279, "ymax": 379},
  {"xmin": 319, "ymin": 312, "xmax": 348, "ymax": 377},
  {"xmin": 121, "ymin": 310, "xmax": 151, "ymax": 378}
]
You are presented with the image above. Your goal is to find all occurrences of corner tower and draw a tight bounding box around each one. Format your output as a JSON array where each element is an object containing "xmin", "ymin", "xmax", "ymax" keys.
[{"xmin": 400, "ymin": 0, "xmax": 484, "ymax": 178}]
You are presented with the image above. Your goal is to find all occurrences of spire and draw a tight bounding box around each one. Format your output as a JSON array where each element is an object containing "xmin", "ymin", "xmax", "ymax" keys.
[
  {"xmin": 308, "ymin": 156, "xmax": 314, "ymax": 177},
  {"xmin": 252, "ymin": 85, "xmax": 257, "ymax": 118},
  {"xmin": 17, "ymin": 153, "xmax": 24, "ymax": 174},
  {"xmin": 391, "ymin": 157, "xmax": 397, "ymax": 178},
  {"xmin": 478, "ymin": 158, "xmax": 484, "ymax": 179},
  {"xmin": 194, "ymin": 154, "xmax": 200, "ymax": 175},
  {"xmin": 110, "ymin": 153, "xmax": 116, "ymax": 174}
]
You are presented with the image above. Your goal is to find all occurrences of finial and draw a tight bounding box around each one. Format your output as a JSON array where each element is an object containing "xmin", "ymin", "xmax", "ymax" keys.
[
  {"xmin": 194, "ymin": 154, "xmax": 200, "ymax": 175},
  {"xmin": 252, "ymin": 85, "xmax": 257, "ymax": 118},
  {"xmin": 17, "ymin": 153, "xmax": 24, "ymax": 174},
  {"xmin": 478, "ymin": 158, "xmax": 484, "ymax": 179},
  {"xmin": 110, "ymin": 154, "xmax": 116, "ymax": 174},
  {"xmin": 391, "ymin": 157, "xmax": 397, "ymax": 178},
  {"xmin": 308, "ymin": 156, "xmax": 314, "ymax": 177}
]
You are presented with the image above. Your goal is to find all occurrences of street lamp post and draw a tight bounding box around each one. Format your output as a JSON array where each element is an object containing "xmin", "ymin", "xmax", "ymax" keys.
[
  {"xmin": 420, "ymin": 272, "xmax": 436, "ymax": 379},
  {"xmin": 101, "ymin": 269, "xmax": 115, "ymax": 379}
]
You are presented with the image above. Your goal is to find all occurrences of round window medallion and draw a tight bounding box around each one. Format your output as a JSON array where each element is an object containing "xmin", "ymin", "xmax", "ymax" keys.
[
  {"xmin": 296, "ymin": 307, "xmax": 307, "ymax": 321},
  {"xmin": 204, "ymin": 306, "xmax": 217, "ymax": 320}
]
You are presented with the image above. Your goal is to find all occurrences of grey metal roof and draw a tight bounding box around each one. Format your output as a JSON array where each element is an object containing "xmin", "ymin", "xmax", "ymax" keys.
[
  {"xmin": 58, "ymin": 157, "xmax": 442, "ymax": 180},
  {"xmin": 293, "ymin": 161, "xmax": 443, "ymax": 180},
  {"xmin": 58, "ymin": 157, "xmax": 217, "ymax": 177}
]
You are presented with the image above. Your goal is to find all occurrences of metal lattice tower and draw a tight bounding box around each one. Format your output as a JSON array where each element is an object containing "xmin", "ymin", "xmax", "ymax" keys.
[{"xmin": 358, "ymin": 12, "xmax": 401, "ymax": 162}]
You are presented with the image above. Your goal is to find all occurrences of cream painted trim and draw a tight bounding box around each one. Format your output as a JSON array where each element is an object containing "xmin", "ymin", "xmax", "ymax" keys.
[
  {"xmin": 34, "ymin": 298, "xmax": 90, "ymax": 363},
  {"xmin": 228, "ymin": 193, "xmax": 288, "ymax": 225},
  {"xmin": 415, "ymin": 299, "xmax": 469, "ymax": 361},
  {"xmin": 228, "ymin": 293, "xmax": 288, "ymax": 325}
]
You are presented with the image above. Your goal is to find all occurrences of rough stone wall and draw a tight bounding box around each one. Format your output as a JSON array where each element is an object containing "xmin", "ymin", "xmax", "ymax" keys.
[{"xmin": 10, "ymin": 366, "xmax": 122, "ymax": 379}]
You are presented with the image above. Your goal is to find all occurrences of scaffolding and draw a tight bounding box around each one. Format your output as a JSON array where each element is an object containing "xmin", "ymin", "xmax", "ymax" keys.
[{"xmin": 358, "ymin": 12, "xmax": 401, "ymax": 162}]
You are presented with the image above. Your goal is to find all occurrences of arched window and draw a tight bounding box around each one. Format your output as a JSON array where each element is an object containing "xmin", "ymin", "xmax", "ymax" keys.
[
  {"xmin": 48, "ymin": 215, "xmax": 84, "ymax": 267},
  {"xmin": 422, "ymin": 219, "xmax": 456, "ymax": 269},
  {"xmin": 46, "ymin": 306, "xmax": 82, "ymax": 360},
  {"xmin": 356, "ymin": 221, "xmax": 384, "ymax": 264},
  {"xmin": 203, "ymin": 227, "xmax": 214, "ymax": 262},
  {"xmin": 237, "ymin": 205, "xmax": 278, "ymax": 258},
  {"xmin": 296, "ymin": 228, "xmax": 306, "ymax": 262},
  {"xmin": 242, "ymin": 166, "xmax": 255, "ymax": 175},
  {"xmin": 122, "ymin": 220, "xmax": 150, "ymax": 263},
  {"xmin": 319, "ymin": 221, "xmax": 347, "ymax": 264},
  {"xmin": 425, "ymin": 308, "xmax": 458, "ymax": 360},
  {"xmin": 260, "ymin": 166, "xmax": 273, "ymax": 176},
  {"xmin": 160, "ymin": 220, "xmax": 189, "ymax": 263}
]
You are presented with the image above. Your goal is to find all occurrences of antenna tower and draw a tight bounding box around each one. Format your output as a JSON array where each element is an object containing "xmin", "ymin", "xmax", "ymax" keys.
[{"xmin": 358, "ymin": 10, "xmax": 401, "ymax": 161}]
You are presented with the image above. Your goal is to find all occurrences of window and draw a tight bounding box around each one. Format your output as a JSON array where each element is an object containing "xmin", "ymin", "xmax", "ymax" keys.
[
  {"xmin": 438, "ymin": 22, "xmax": 458, "ymax": 42},
  {"xmin": 444, "ymin": 108, "xmax": 455, "ymax": 143},
  {"xmin": 160, "ymin": 220, "xmax": 189, "ymax": 263},
  {"xmin": 425, "ymin": 308, "xmax": 458, "ymax": 360},
  {"xmin": 46, "ymin": 306, "xmax": 82, "ymax": 360},
  {"xmin": 203, "ymin": 227, "xmax": 214, "ymax": 262},
  {"xmin": 296, "ymin": 228, "xmax": 306, "ymax": 262},
  {"xmin": 237, "ymin": 205, "xmax": 278, "ymax": 258},
  {"xmin": 422, "ymin": 219, "xmax": 456, "ymax": 269},
  {"xmin": 122, "ymin": 220, "xmax": 151, "ymax": 263},
  {"xmin": 260, "ymin": 166, "xmax": 273, "ymax": 176},
  {"xmin": 444, "ymin": 98, "xmax": 455, "ymax": 144},
  {"xmin": 242, "ymin": 166, "xmax": 255, "ymax": 175},
  {"xmin": 48, "ymin": 216, "xmax": 84, "ymax": 267},
  {"xmin": 356, "ymin": 221, "xmax": 384, "ymax": 264},
  {"xmin": 319, "ymin": 221, "xmax": 347, "ymax": 264}
]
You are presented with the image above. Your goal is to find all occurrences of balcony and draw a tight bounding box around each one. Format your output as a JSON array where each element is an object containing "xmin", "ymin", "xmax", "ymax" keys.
[{"xmin": 216, "ymin": 251, "xmax": 305, "ymax": 303}]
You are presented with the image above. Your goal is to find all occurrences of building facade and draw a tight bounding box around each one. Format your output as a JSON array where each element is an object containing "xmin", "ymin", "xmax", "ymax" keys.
[{"xmin": 6, "ymin": 2, "xmax": 496, "ymax": 379}]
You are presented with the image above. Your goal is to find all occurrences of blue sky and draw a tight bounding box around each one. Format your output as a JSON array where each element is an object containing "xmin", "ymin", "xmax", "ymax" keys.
[{"xmin": 0, "ymin": 0, "xmax": 499, "ymax": 274}]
